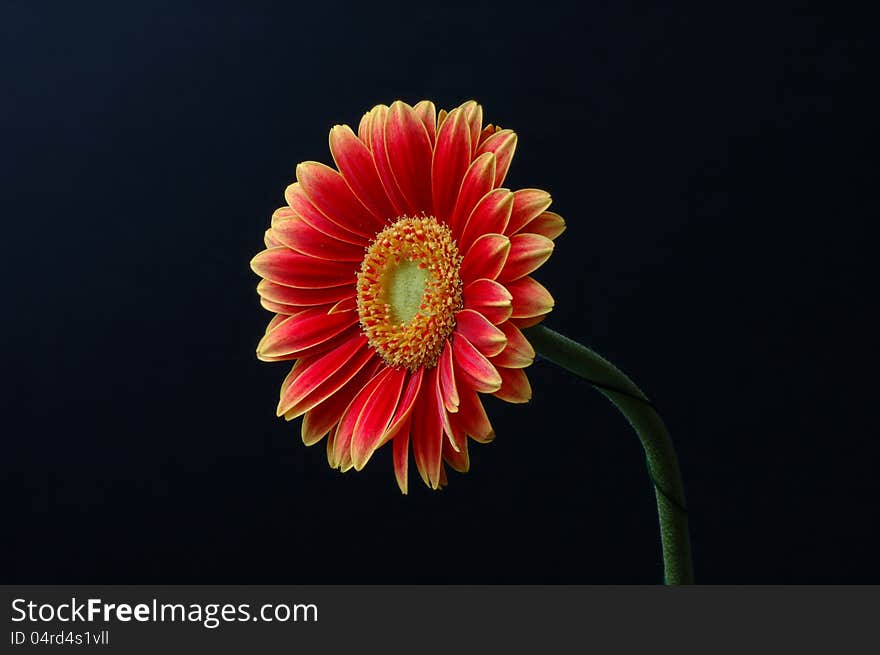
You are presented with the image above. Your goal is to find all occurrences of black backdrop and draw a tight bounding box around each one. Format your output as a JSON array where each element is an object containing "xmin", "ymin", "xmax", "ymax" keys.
[{"xmin": 2, "ymin": 2, "xmax": 875, "ymax": 583}]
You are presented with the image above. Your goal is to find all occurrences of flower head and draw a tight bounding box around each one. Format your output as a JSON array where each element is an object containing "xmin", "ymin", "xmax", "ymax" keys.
[{"xmin": 251, "ymin": 100, "xmax": 564, "ymax": 492}]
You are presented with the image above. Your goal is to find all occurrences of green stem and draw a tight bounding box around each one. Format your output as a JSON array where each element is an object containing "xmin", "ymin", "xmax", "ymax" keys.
[{"xmin": 523, "ymin": 324, "xmax": 695, "ymax": 585}]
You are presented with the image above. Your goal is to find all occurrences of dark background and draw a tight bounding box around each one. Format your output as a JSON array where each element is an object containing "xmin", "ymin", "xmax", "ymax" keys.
[{"xmin": 2, "ymin": 1, "xmax": 875, "ymax": 583}]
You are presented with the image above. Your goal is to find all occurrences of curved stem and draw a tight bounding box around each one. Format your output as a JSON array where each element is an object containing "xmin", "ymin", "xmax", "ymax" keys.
[{"xmin": 523, "ymin": 324, "xmax": 695, "ymax": 585}]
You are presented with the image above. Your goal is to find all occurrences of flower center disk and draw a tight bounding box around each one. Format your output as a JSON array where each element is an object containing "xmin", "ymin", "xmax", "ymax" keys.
[{"xmin": 357, "ymin": 216, "xmax": 463, "ymax": 370}]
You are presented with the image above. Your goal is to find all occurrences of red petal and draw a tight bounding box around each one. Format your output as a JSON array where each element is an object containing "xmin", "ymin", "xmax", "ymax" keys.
[
  {"xmin": 326, "ymin": 424, "xmax": 339, "ymax": 469},
  {"xmin": 438, "ymin": 464, "xmax": 448, "ymax": 488},
  {"xmin": 451, "ymin": 385, "xmax": 494, "ymax": 443},
  {"xmin": 499, "ymin": 233, "xmax": 555, "ymax": 282},
  {"xmin": 277, "ymin": 335, "xmax": 375, "ymax": 419},
  {"xmin": 257, "ymin": 307, "xmax": 358, "ymax": 360},
  {"xmin": 454, "ymin": 309, "xmax": 507, "ymax": 357},
  {"xmin": 297, "ymin": 161, "xmax": 385, "ymax": 239},
  {"xmin": 462, "ymin": 278, "xmax": 513, "ymax": 324},
  {"xmin": 328, "ymin": 297, "xmax": 357, "ymax": 314},
  {"xmin": 431, "ymin": 107, "xmax": 472, "ymax": 223},
  {"xmin": 459, "ymin": 100, "xmax": 483, "ymax": 154},
  {"xmin": 493, "ymin": 367, "xmax": 532, "ymax": 404},
  {"xmin": 357, "ymin": 110, "xmax": 372, "ymax": 143},
  {"xmin": 332, "ymin": 366, "xmax": 394, "ymax": 467},
  {"xmin": 257, "ymin": 279, "xmax": 354, "ymax": 308},
  {"xmin": 449, "ymin": 152, "xmax": 496, "ymax": 238},
  {"xmin": 515, "ymin": 210, "xmax": 566, "ymax": 240},
  {"xmin": 458, "ymin": 189, "xmax": 514, "ymax": 254},
  {"xmin": 438, "ymin": 340, "xmax": 459, "ymax": 412},
  {"xmin": 460, "ymin": 233, "xmax": 510, "ymax": 283},
  {"xmin": 452, "ymin": 335, "xmax": 502, "ymax": 393},
  {"xmin": 442, "ymin": 425, "xmax": 469, "ymax": 473},
  {"xmin": 260, "ymin": 297, "xmax": 301, "ymax": 316},
  {"xmin": 386, "ymin": 100, "xmax": 433, "ymax": 214},
  {"xmin": 511, "ymin": 315, "xmax": 548, "ymax": 329},
  {"xmin": 433, "ymin": 365, "xmax": 456, "ymax": 449},
  {"xmin": 508, "ymin": 276, "xmax": 555, "ymax": 319},
  {"xmin": 271, "ymin": 215, "xmax": 365, "ymax": 262},
  {"xmin": 413, "ymin": 100, "xmax": 437, "ymax": 145},
  {"xmin": 477, "ymin": 124, "xmax": 501, "ymax": 147},
  {"xmin": 250, "ymin": 246, "xmax": 357, "ymax": 289},
  {"xmin": 329, "ymin": 124, "xmax": 398, "ymax": 222},
  {"xmin": 265, "ymin": 313, "xmax": 288, "ymax": 333},
  {"xmin": 506, "ymin": 189, "xmax": 552, "ymax": 235},
  {"xmin": 351, "ymin": 366, "xmax": 407, "ymax": 470},
  {"xmin": 476, "ymin": 129, "xmax": 517, "ymax": 186},
  {"xmin": 367, "ymin": 104, "xmax": 410, "ymax": 216},
  {"xmin": 264, "ymin": 228, "xmax": 282, "ymax": 248},
  {"xmin": 383, "ymin": 367, "xmax": 424, "ymax": 446},
  {"xmin": 285, "ymin": 183, "xmax": 367, "ymax": 246},
  {"xmin": 491, "ymin": 321, "xmax": 535, "ymax": 368},
  {"xmin": 411, "ymin": 367, "xmax": 443, "ymax": 489},
  {"xmin": 301, "ymin": 359, "xmax": 383, "ymax": 446},
  {"xmin": 393, "ymin": 416, "xmax": 412, "ymax": 494},
  {"xmin": 272, "ymin": 206, "xmax": 296, "ymax": 221}
]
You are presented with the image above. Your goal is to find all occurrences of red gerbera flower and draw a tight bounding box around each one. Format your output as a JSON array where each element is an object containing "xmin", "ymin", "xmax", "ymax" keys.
[{"xmin": 251, "ymin": 100, "xmax": 564, "ymax": 492}]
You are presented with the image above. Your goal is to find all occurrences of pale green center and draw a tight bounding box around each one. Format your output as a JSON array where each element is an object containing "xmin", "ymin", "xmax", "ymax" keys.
[{"xmin": 383, "ymin": 259, "xmax": 428, "ymax": 325}]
